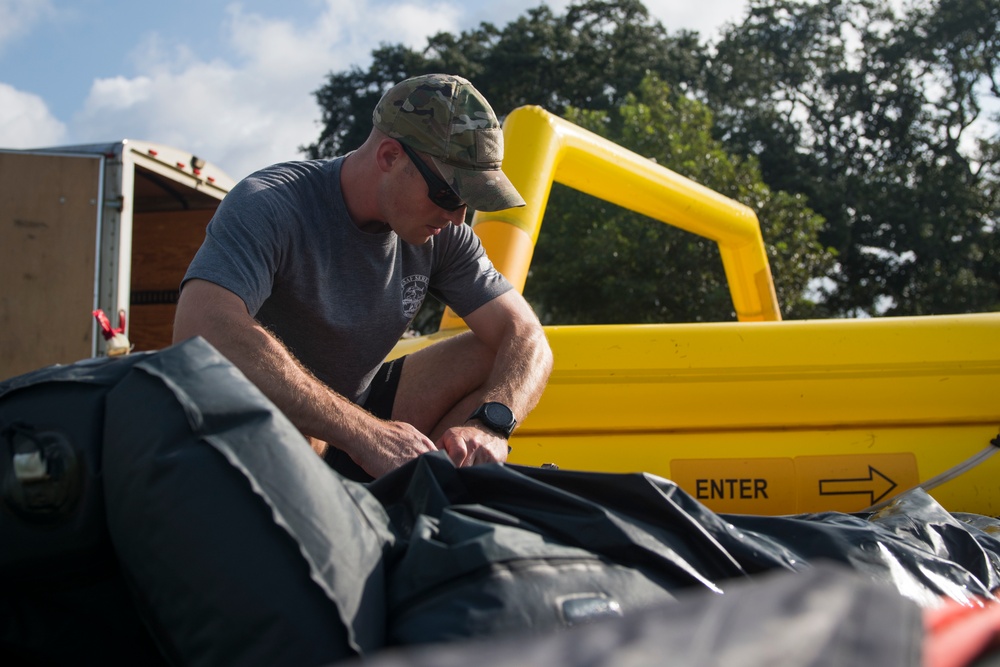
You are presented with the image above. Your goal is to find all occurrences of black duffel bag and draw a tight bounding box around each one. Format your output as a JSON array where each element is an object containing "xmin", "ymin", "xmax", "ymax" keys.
[
  {"xmin": 370, "ymin": 455, "xmax": 690, "ymax": 645},
  {"xmin": 1, "ymin": 352, "xmax": 164, "ymax": 665},
  {"xmin": 101, "ymin": 337, "xmax": 393, "ymax": 666}
]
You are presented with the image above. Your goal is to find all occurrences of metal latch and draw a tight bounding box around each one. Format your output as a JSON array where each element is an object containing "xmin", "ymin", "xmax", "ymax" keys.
[{"xmin": 2, "ymin": 422, "xmax": 81, "ymax": 520}]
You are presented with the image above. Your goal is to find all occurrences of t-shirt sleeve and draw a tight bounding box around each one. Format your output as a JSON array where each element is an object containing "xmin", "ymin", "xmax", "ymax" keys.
[
  {"xmin": 181, "ymin": 177, "xmax": 286, "ymax": 316},
  {"xmin": 429, "ymin": 222, "xmax": 513, "ymax": 318}
]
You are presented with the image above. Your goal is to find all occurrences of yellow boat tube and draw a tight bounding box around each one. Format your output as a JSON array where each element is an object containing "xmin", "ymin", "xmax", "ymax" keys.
[{"xmin": 394, "ymin": 106, "xmax": 1000, "ymax": 517}]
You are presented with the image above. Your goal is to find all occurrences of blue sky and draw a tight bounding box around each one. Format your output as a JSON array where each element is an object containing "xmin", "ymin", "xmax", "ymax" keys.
[{"xmin": 0, "ymin": 0, "xmax": 749, "ymax": 180}]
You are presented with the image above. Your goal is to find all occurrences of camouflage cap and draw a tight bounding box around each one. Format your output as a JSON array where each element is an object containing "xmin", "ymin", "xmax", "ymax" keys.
[{"xmin": 372, "ymin": 74, "xmax": 526, "ymax": 212}]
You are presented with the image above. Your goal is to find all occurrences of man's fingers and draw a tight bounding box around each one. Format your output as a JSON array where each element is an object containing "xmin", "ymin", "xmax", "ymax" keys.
[{"xmin": 439, "ymin": 435, "xmax": 468, "ymax": 467}]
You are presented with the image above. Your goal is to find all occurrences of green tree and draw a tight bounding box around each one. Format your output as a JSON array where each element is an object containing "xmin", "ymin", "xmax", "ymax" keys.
[
  {"xmin": 304, "ymin": 0, "xmax": 706, "ymax": 160},
  {"xmin": 305, "ymin": 0, "xmax": 830, "ymax": 332},
  {"xmin": 524, "ymin": 76, "xmax": 833, "ymax": 323},
  {"xmin": 707, "ymin": 0, "xmax": 1000, "ymax": 316}
]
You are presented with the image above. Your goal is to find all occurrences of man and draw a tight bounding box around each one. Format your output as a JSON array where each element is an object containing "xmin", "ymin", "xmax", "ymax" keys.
[{"xmin": 173, "ymin": 73, "xmax": 553, "ymax": 482}]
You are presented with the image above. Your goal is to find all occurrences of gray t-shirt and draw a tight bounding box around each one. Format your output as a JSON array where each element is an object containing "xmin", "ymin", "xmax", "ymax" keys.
[{"xmin": 182, "ymin": 156, "xmax": 512, "ymax": 402}]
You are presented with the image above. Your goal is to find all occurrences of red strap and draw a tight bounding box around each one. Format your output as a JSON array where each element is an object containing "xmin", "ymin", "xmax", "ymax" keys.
[
  {"xmin": 92, "ymin": 309, "xmax": 126, "ymax": 340},
  {"xmin": 924, "ymin": 597, "xmax": 1000, "ymax": 667}
]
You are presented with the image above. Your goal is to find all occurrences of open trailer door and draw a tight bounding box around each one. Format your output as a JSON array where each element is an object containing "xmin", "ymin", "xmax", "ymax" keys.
[
  {"xmin": 0, "ymin": 150, "xmax": 103, "ymax": 377},
  {"xmin": 0, "ymin": 141, "xmax": 235, "ymax": 380}
]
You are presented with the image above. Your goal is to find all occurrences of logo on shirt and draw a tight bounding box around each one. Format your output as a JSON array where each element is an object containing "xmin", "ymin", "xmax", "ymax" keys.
[{"xmin": 401, "ymin": 274, "xmax": 429, "ymax": 319}]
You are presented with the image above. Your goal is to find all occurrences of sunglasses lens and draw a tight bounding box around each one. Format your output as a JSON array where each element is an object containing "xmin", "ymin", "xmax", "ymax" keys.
[
  {"xmin": 401, "ymin": 142, "xmax": 466, "ymax": 211},
  {"xmin": 432, "ymin": 188, "xmax": 465, "ymax": 211}
]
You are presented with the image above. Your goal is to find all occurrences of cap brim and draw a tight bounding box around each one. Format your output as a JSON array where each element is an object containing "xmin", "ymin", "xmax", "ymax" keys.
[{"xmin": 434, "ymin": 159, "xmax": 526, "ymax": 212}]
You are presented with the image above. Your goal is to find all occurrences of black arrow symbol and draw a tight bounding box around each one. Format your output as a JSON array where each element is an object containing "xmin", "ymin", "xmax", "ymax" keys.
[{"xmin": 818, "ymin": 466, "xmax": 898, "ymax": 504}]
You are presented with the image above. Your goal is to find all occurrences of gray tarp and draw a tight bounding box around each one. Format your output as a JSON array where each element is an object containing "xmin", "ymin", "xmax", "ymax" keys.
[{"xmin": 2, "ymin": 337, "xmax": 998, "ymax": 666}]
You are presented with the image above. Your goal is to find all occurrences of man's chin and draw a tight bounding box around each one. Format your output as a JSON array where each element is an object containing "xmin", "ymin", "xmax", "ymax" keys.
[{"xmin": 402, "ymin": 235, "xmax": 433, "ymax": 246}]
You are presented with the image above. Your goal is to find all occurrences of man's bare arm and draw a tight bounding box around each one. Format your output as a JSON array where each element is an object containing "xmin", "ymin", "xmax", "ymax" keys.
[
  {"xmin": 465, "ymin": 290, "xmax": 553, "ymax": 421},
  {"xmin": 172, "ymin": 279, "xmax": 436, "ymax": 475},
  {"xmin": 435, "ymin": 290, "xmax": 554, "ymax": 465}
]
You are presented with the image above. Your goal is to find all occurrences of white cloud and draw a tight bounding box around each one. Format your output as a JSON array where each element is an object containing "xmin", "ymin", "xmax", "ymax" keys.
[
  {"xmin": 0, "ymin": 82, "xmax": 66, "ymax": 147},
  {"xmin": 0, "ymin": 0, "xmax": 55, "ymax": 52},
  {"xmin": 344, "ymin": 1, "xmax": 463, "ymax": 51},
  {"xmin": 455, "ymin": 0, "xmax": 743, "ymax": 38},
  {"xmin": 643, "ymin": 0, "xmax": 749, "ymax": 37},
  {"xmin": 84, "ymin": 75, "xmax": 155, "ymax": 111},
  {"xmin": 461, "ymin": 0, "xmax": 569, "ymax": 27},
  {"xmin": 43, "ymin": 0, "xmax": 753, "ymax": 180},
  {"xmin": 68, "ymin": 0, "xmax": 473, "ymax": 180}
]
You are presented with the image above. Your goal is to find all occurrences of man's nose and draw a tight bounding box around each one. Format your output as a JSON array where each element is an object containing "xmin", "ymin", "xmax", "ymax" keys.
[{"xmin": 446, "ymin": 205, "xmax": 468, "ymax": 226}]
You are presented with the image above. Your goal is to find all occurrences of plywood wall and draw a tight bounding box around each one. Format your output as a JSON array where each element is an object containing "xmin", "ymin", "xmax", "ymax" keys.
[
  {"xmin": 129, "ymin": 208, "xmax": 214, "ymax": 351},
  {"xmin": 0, "ymin": 152, "xmax": 100, "ymax": 379}
]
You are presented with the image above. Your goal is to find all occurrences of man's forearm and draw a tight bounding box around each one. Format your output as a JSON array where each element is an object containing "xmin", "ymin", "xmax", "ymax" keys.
[
  {"xmin": 459, "ymin": 290, "xmax": 554, "ymax": 427},
  {"xmin": 220, "ymin": 319, "xmax": 372, "ymax": 450},
  {"xmin": 173, "ymin": 282, "xmax": 373, "ymax": 456},
  {"xmin": 480, "ymin": 322, "xmax": 553, "ymax": 424},
  {"xmin": 216, "ymin": 320, "xmax": 438, "ymax": 475},
  {"xmin": 173, "ymin": 281, "xmax": 440, "ymax": 477}
]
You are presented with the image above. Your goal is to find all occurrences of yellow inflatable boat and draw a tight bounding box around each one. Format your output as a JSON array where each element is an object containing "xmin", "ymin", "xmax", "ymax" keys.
[{"xmin": 393, "ymin": 106, "xmax": 1000, "ymax": 517}]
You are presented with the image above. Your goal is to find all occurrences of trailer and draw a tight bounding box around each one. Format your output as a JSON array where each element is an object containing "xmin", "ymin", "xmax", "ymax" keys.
[{"xmin": 0, "ymin": 140, "xmax": 235, "ymax": 379}]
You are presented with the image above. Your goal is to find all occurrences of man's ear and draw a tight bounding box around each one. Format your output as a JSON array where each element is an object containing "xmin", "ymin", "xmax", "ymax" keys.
[{"xmin": 374, "ymin": 138, "xmax": 403, "ymax": 173}]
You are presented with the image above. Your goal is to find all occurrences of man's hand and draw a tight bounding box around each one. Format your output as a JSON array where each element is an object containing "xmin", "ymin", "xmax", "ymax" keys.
[
  {"xmin": 435, "ymin": 424, "xmax": 509, "ymax": 468},
  {"xmin": 352, "ymin": 420, "xmax": 439, "ymax": 478}
]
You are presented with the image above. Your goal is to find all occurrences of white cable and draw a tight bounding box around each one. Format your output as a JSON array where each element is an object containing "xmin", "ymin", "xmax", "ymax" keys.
[{"xmin": 863, "ymin": 436, "xmax": 999, "ymax": 513}]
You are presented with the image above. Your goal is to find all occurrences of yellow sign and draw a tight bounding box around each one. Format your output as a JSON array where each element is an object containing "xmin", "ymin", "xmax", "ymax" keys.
[
  {"xmin": 795, "ymin": 453, "xmax": 919, "ymax": 513},
  {"xmin": 671, "ymin": 453, "xmax": 919, "ymax": 515},
  {"xmin": 671, "ymin": 458, "xmax": 795, "ymax": 515}
]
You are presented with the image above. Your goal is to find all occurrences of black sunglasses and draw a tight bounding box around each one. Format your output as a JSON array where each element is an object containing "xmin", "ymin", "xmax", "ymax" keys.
[{"xmin": 399, "ymin": 142, "xmax": 466, "ymax": 212}]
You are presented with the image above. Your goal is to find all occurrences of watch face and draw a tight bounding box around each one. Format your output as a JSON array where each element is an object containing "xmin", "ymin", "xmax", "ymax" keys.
[
  {"xmin": 470, "ymin": 402, "xmax": 516, "ymax": 437},
  {"xmin": 484, "ymin": 402, "xmax": 514, "ymax": 427}
]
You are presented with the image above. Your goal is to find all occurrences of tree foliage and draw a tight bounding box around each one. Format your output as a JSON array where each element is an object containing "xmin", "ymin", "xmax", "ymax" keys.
[
  {"xmin": 305, "ymin": 0, "xmax": 999, "ymax": 326},
  {"xmin": 525, "ymin": 76, "xmax": 832, "ymax": 323},
  {"xmin": 304, "ymin": 0, "xmax": 705, "ymax": 159},
  {"xmin": 707, "ymin": 0, "xmax": 1000, "ymax": 315}
]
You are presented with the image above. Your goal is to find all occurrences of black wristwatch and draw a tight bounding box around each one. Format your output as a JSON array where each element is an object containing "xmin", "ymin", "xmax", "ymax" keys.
[{"xmin": 467, "ymin": 402, "xmax": 517, "ymax": 439}]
